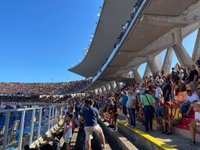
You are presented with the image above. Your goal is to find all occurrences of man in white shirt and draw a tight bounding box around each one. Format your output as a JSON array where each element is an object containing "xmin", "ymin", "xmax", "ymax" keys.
[
  {"xmin": 186, "ymin": 89, "xmax": 200, "ymax": 103},
  {"xmin": 186, "ymin": 89, "xmax": 200, "ymax": 115}
]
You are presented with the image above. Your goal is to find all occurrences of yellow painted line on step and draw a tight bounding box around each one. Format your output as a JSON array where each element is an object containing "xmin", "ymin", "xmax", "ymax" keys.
[{"xmin": 118, "ymin": 119, "xmax": 177, "ymax": 150}]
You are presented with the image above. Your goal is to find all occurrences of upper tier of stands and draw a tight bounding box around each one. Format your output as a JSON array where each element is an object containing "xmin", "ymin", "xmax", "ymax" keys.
[{"xmin": 0, "ymin": 79, "xmax": 92, "ymax": 96}]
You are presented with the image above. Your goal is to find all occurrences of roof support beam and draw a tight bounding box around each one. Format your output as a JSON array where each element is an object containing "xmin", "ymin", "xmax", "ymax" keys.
[
  {"xmin": 162, "ymin": 47, "xmax": 173, "ymax": 74},
  {"xmin": 143, "ymin": 66, "xmax": 151, "ymax": 78},
  {"xmin": 172, "ymin": 43, "xmax": 194, "ymax": 66},
  {"xmin": 192, "ymin": 28, "xmax": 200, "ymax": 61},
  {"xmin": 133, "ymin": 67, "xmax": 142, "ymax": 82},
  {"xmin": 109, "ymin": 82, "xmax": 115, "ymax": 91},
  {"xmin": 142, "ymin": 15, "xmax": 187, "ymax": 27},
  {"xmin": 147, "ymin": 56, "xmax": 159, "ymax": 75}
]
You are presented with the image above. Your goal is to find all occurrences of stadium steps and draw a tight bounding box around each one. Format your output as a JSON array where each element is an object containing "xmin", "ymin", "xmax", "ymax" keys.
[
  {"xmin": 99, "ymin": 119, "xmax": 138, "ymax": 150},
  {"xmin": 117, "ymin": 119, "xmax": 176, "ymax": 150},
  {"xmin": 117, "ymin": 114, "xmax": 200, "ymax": 150}
]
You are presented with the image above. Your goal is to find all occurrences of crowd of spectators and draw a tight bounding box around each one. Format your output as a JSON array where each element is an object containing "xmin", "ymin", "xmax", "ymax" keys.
[
  {"xmin": 0, "ymin": 79, "xmax": 92, "ymax": 96},
  {"xmin": 64, "ymin": 61, "xmax": 200, "ymax": 145}
]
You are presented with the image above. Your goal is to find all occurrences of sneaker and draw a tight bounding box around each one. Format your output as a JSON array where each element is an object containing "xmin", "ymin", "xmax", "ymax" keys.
[
  {"xmin": 166, "ymin": 132, "xmax": 171, "ymax": 135},
  {"xmin": 162, "ymin": 131, "xmax": 167, "ymax": 134}
]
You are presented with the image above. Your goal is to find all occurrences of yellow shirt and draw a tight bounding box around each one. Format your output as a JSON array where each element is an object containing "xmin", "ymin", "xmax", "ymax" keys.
[{"xmin": 172, "ymin": 108, "xmax": 182, "ymax": 120}]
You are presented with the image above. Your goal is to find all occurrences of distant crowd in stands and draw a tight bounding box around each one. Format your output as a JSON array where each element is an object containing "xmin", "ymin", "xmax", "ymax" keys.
[
  {"xmin": 0, "ymin": 95, "xmax": 72, "ymax": 106},
  {"xmin": 0, "ymin": 79, "xmax": 92, "ymax": 96}
]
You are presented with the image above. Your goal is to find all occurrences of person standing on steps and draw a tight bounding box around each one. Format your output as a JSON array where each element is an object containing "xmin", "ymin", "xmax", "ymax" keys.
[
  {"xmin": 140, "ymin": 89, "xmax": 155, "ymax": 132},
  {"xmin": 81, "ymin": 99, "xmax": 107, "ymax": 150}
]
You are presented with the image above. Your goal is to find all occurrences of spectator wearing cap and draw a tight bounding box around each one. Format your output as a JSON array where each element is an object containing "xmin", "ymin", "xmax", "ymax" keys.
[
  {"xmin": 163, "ymin": 101, "xmax": 182, "ymax": 135},
  {"xmin": 81, "ymin": 99, "xmax": 106, "ymax": 150},
  {"xmin": 140, "ymin": 90, "xmax": 155, "ymax": 132}
]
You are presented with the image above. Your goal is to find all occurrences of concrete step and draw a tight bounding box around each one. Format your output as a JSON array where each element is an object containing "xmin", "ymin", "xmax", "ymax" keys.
[
  {"xmin": 117, "ymin": 120, "xmax": 177, "ymax": 150},
  {"xmin": 99, "ymin": 120, "xmax": 138, "ymax": 150}
]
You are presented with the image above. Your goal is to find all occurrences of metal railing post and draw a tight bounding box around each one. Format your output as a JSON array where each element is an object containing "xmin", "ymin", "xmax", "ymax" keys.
[
  {"xmin": 60, "ymin": 106, "xmax": 63, "ymax": 117},
  {"xmin": 29, "ymin": 109, "xmax": 35, "ymax": 146},
  {"xmin": 54, "ymin": 107, "xmax": 58, "ymax": 125},
  {"xmin": 3, "ymin": 111, "xmax": 10, "ymax": 150},
  {"xmin": 52, "ymin": 107, "xmax": 55, "ymax": 127},
  {"xmin": 18, "ymin": 109, "xmax": 26, "ymax": 150},
  {"xmin": 48, "ymin": 106, "xmax": 52, "ymax": 130},
  {"xmin": 37, "ymin": 108, "xmax": 42, "ymax": 139}
]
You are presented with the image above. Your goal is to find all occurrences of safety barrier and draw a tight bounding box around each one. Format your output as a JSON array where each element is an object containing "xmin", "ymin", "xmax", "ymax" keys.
[{"xmin": 0, "ymin": 103, "xmax": 66, "ymax": 150}]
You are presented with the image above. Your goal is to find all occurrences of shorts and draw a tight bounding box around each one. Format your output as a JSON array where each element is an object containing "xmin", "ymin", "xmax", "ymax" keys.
[
  {"xmin": 84, "ymin": 124, "xmax": 103, "ymax": 141},
  {"xmin": 171, "ymin": 119, "xmax": 181, "ymax": 125},
  {"xmin": 64, "ymin": 136, "xmax": 71, "ymax": 143}
]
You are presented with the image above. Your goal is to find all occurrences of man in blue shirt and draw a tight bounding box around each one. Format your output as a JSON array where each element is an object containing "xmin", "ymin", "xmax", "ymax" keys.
[
  {"xmin": 121, "ymin": 91, "xmax": 129, "ymax": 123},
  {"xmin": 81, "ymin": 99, "xmax": 106, "ymax": 150}
]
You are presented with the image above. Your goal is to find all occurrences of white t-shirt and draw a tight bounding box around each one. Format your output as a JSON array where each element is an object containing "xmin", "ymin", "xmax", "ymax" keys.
[
  {"xmin": 64, "ymin": 121, "xmax": 72, "ymax": 139},
  {"xmin": 195, "ymin": 112, "xmax": 200, "ymax": 121},
  {"xmin": 126, "ymin": 95, "xmax": 136, "ymax": 108},
  {"xmin": 186, "ymin": 93, "xmax": 200, "ymax": 103},
  {"xmin": 155, "ymin": 86, "xmax": 163, "ymax": 100}
]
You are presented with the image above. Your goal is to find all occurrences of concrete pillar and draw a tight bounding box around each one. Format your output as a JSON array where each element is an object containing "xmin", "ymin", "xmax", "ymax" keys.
[
  {"xmin": 100, "ymin": 86, "xmax": 104, "ymax": 94},
  {"xmin": 143, "ymin": 66, "xmax": 151, "ymax": 78},
  {"xmin": 116, "ymin": 82, "xmax": 122, "ymax": 90},
  {"xmin": 98, "ymin": 88, "xmax": 101, "ymax": 95},
  {"xmin": 107, "ymin": 84, "xmax": 111, "ymax": 91},
  {"xmin": 154, "ymin": 54, "xmax": 163, "ymax": 71},
  {"xmin": 102, "ymin": 86, "xmax": 105, "ymax": 92},
  {"xmin": 172, "ymin": 43, "xmax": 194, "ymax": 66},
  {"xmin": 147, "ymin": 56, "xmax": 159, "ymax": 75},
  {"xmin": 192, "ymin": 28, "xmax": 200, "ymax": 62},
  {"xmin": 162, "ymin": 47, "xmax": 173, "ymax": 74},
  {"xmin": 94, "ymin": 89, "xmax": 98, "ymax": 95},
  {"xmin": 109, "ymin": 82, "xmax": 115, "ymax": 91},
  {"xmin": 133, "ymin": 68, "xmax": 142, "ymax": 82},
  {"xmin": 104, "ymin": 84, "xmax": 110, "ymax": 92},
  {"xmin": 99, "ymin": 88, "xmax": 102, "ymax": 94}
]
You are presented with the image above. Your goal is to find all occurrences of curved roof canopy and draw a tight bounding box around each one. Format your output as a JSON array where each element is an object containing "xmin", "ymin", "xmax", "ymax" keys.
[
  {"xmin": 69, "ymin": 0, "xmax": 137, "ymax": 78},
  {"xmin": 86, "ymin": 0, "xmax": 200, "ymax": 91}
]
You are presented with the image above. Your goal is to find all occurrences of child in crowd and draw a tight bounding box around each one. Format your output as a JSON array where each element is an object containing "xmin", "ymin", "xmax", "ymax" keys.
[
  {"xmin": 162, "ymin": 101, "xmax": 182, "ymax": 135},
  {"xmin": 63, "ymin": 113, "xmax": 73, "ymax": 150}
]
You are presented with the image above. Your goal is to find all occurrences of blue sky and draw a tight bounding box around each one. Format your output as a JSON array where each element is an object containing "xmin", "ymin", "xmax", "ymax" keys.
[
  {"xmin": 0, "ymin": 0, "xmax": 196, "ymax": 83},
  {"xmin": 0, "ymin": 0, "xmax": 103, "ymax": 83}
]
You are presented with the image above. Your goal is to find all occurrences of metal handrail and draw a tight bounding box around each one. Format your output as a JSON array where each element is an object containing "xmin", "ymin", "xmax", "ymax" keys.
[{"xmin": 0, "ymin": 103, "xmax": 67, "ymax": 150}]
